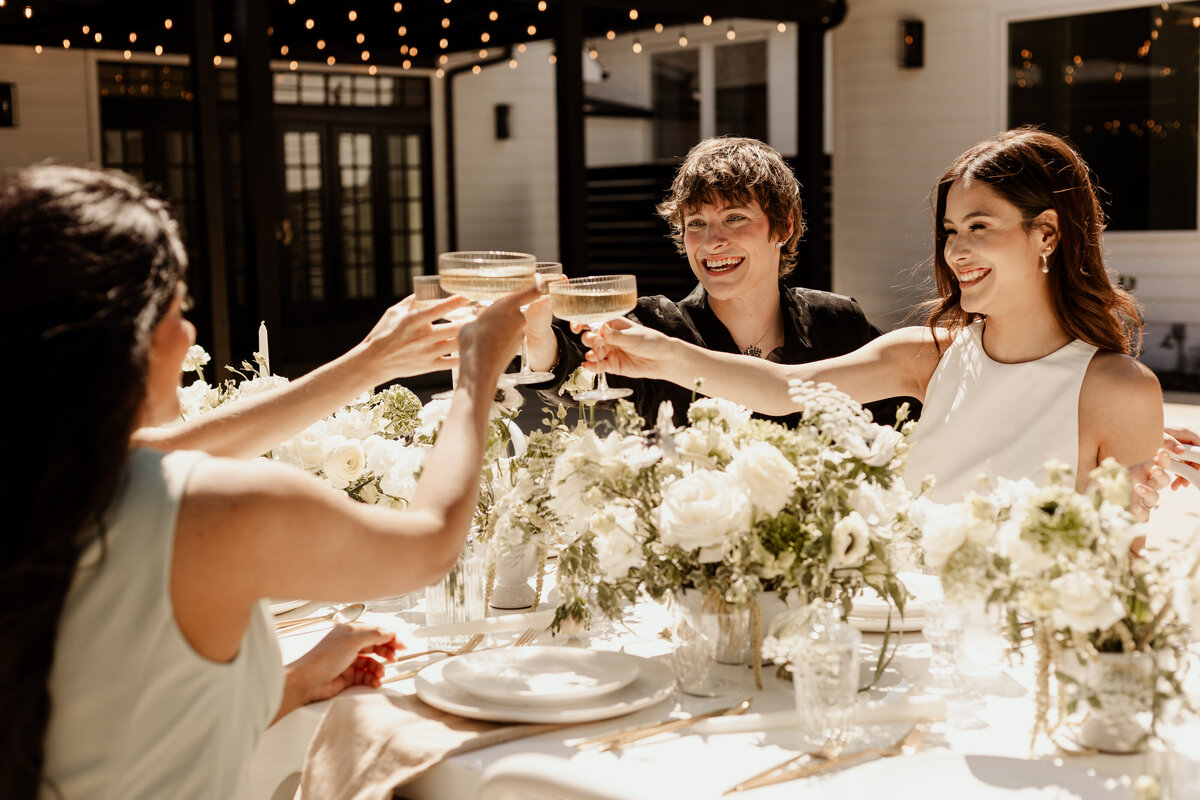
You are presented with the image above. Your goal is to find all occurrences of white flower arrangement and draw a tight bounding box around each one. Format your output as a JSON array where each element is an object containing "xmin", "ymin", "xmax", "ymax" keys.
[
  {"xmin": 915, "ymin": 459, "xmax": 1199, "ymax": 742},
  {"xmin": 550, "ymin": 384, "xmax": 917, "ymax": 683}
]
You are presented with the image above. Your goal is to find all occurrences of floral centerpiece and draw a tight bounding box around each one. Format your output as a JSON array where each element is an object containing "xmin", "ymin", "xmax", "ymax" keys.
[
  {"xmin": 177, "ymin": 345, "xmax": 530, "ymax": 606},
  {"xmin": 547, "ymin": 381, "xmax": 916, "ymax": 685},
  {"xmin": 917, "ymin": 460, "xmax": 1198, "ymax": 750}
]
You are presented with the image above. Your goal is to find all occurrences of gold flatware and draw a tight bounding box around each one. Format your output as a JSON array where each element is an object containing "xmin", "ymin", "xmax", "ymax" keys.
[
  {"xmin": 381, "ymin": 633, "xmax": 485, "ymax": 684},
  {"xmin": 726, "ymin": 719, "xmax": 931, "ymax": 792},
  {"xmin": 511, "ymin": 627, "xmax": 541, "ymax": 647},
  {"xmin": 723, "ymin": 737, "xmax": 846, "ymax": 794},
  {"xmin": 275, "ymin": 602, "xmax": 365, "ymax": 633},
  {"xmin": 575, "ymin": 698, "xmax": 753, "ymax": 752}
]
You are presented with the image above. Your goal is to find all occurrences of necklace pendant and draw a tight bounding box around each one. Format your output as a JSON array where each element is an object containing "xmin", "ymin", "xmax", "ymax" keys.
[{"xmin": 743, "ymin": 345, "xmax": 762, "ymax": 358}]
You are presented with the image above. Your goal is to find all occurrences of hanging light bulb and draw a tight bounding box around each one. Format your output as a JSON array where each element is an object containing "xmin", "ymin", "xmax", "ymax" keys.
[
  {"xmin": 398, "ymin": 25, "xmax": 407, "ymax": 35},
  {"xmin": 348, "ymin": 10, "xmax": 357, "ymax": 22},
  {"xmin": 538, "ymin": 0, "xmax": 547, "ymax": 10},
  {"xmin": 472, "ymin": 65, "xmax": 481, "ymax": 75},
  {"xmin": 129, "ymin": 32, "xmax": 137, "ymax": 43},
  {"xmin": 62, "ymin": 39, "xmax": 71, "ymax": 48},
  {"xmin": 154, "ymin": 44, "xmax": 163, "ymax": 55},
  {"xmin": 164, "ymin": 18, "xmax": 173, "ymax": 29},
  {"xmin": 82, "ymin": 25, "xmax": 90, "ymax": 34},
  {"xmin": 517, "ymin": 43, "xmax": 526, "ymax": 53},
  {"xmin": 481, "ymin": 32, "xmax": 490, "ymax": 42},
  {"xmin": 548, "ymin": 53, "xmax": 557, "ymax": 64},
  {"xmin": 678, "ymin": 31, "xmax": 688, "ymax": 46},
  {"xmin": 777, "ymin": 21, "xmax": 787, "ymax": 33},
  {"xmin": 305, "ymin": 18, "xmax": 314, "ymax": 29},
  {"xmin": 654, "ymin": 23, "xmax": 663, "ymax": 33},
  {"xmin": 289, "ymin": 60, "xmax": 298, "ymax": 70},
  {"xmin": 213, "ymin": 55, "xmax": 222, "ymax": 65},
  {"xmin": 394, "ymin": 2, "xmax": 402, "ymax": 11},
  {"xmin": 702, "ymin": 15, "xmax": 712, "ymax": 26},
  {"xmin": 605, "ymin": 30, "xmax": 616, "ymax": 40},
  {"xmin": 527, "ymin": 24, "xmax": 537, "ymax": 35},
  {"xmin": 368, "ymin": 65, "xmax": 377, "ymax": 75},
  {"xmin": 629, "ymin": 9, "xmax": 639, "ymax": 20},
  {"xmin": 489, "ymin": 11, "xmax": 498, "ymax": 21},
  {"xmin": 479, "ymin": 48, "xmax": 487, "ymax": 58},
  {"xmin": 280, "ymin": 44, "xmax": 289, "ymax": 55},
  {"xmin": 356, "ymin": 33, "xmax": 365, "ymax": 44},
  {"xmin": 36, "ymin": 44, "xmax": 43, "ymax": 54},
  {"xmin": 632, "ymin": 39, "xmax": 642, "ymax": 53},
  {"xmin": 316, "ymin": 39, "xmax": 326, "ymax": 49},
  {"xmin": 436, "ymin": 68, "xmax": 445, "ymax": 78},
  {"xmin": 223, "ymin": 32, "xmax": 232, "ymax": 43},
  {"xmin": 439, "ymin": 54, "xmax": 448, "ymax": 64},
  {"xmin": 442, "ymin": 17, "xmax": 450, "ymax": 28},
  {"xmin": 327, "ymin": 55, "xmax": 336, "ymax": 65},
  {"xmin": 509, "ymin": 58, "xmax": 517, "ymax": 68},
  {"xmin": 726, "ymin": 26, "xmax": 735, "ymax": 40},
  {"xmin": 588, "ymin": 48, "xmax": 598, "ymax": 59},
  {"xmin": 360, "ymin": 50, "xmax": 370, "ymax": 61},
  {"xmin": 24, "ymin": 5, "xmax": 33, "ymax": 19}
]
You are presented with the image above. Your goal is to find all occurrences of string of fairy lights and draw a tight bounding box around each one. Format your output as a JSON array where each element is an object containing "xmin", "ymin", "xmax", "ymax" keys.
[{"xmin": 4, "ymin": 1, "xmax": 794, "ymax": 80}]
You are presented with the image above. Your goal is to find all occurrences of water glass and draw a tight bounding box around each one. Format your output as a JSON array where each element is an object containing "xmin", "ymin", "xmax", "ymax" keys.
[
  {"xmin": 922, "ymin": 599, "xmax": 987, "ymax": 729},
  {"xmin": 792, "ymin": 609, "xmax": 861, "ymax": 744},
  {"xmin": 672, "ymin": 594, "xmax": 752, "ymax": 697},
  {"xmin": 424, "ymin": 546, "xmax": 488, "ymax": 648}
]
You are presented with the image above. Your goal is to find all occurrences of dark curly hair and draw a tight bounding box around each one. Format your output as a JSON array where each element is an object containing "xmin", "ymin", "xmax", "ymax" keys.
[
  {"xmin": 923, "ymin": 127, "xmax": 1143, "ymax": 354},
  {"xmin": 656, "ymin": 136, "xmax": 805, "ymax": 276},
  {"xmin": 0, "ymin": 165, "xmax": 187, "ymax": 798}
]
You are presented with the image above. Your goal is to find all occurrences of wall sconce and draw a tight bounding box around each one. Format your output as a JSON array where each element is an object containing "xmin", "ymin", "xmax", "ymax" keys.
[
  {"xmin": 0, "ymin": 83, "xmax": 15, "ymax": 126},
  {"xmin": 899, "ymin": 19, "xmax": 923, "ymax": 69},
  {"xmin": 494, "ymin": 103, "xmax": 511, "ymax": 140}
]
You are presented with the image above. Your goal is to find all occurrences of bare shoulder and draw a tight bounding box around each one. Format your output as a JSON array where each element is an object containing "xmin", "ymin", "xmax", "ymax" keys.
[{"xmin": 1080, "ymin": 351, "xmax": 1163, "ymax": 466}]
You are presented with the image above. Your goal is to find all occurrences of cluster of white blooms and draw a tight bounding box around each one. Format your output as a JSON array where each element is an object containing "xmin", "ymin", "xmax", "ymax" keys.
[{"xmin": 550, "ymin": 383, "xmax": 915, "ymax": 626}]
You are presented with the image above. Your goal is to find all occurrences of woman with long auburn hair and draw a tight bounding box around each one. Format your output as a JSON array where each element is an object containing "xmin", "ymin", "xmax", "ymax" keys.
[
  {"xmin": 579, "ymin": 128, "xmax": 1172, "ymax": 507},
  {"xmin": 0, "ymin": 164, "xmax": 535, "ymax": 800}
]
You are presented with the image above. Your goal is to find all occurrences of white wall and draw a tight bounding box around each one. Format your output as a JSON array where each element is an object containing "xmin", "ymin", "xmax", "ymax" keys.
[
  {"xmin": 449, "ymin": 41, "xmax": 559, "ymax": 261},
  {"xmin": 0, "ymin": 46, "xmax": 98, "ymax": 176},
  {"xmin": 831, "ymin": 0, "xmax": 1200, "ymax": 371}
]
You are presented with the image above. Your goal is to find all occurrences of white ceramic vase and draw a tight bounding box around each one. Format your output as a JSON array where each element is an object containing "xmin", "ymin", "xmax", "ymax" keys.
[
  {"xmin": 1075, "ymin": 651, "xmax": 1154, "ymax": 754},
  {"xmin": 489, "ymin": 540, "xmax": 538, "ymax": 609}
]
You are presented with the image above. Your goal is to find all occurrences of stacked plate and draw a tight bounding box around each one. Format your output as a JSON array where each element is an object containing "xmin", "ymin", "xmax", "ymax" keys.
[
  {"xmin": 848, "ymin": 572, "xmax": 942, "ymax": 633},
  {"xmin": 415, "ymin": 646, "xmax": 675, "ymax": 723}
]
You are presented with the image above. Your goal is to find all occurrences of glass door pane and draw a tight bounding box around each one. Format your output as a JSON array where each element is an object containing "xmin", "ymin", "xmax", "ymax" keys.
[
  {"xmin": 337, "ymin": 132, "xmax": 375, "ymax": 299},
  {"xmin": 282, "ymin": 129, "xmax": 326, "ymax": 303},
  {"xmin": 387, "ymin": 132, "xmax": 426, "ymax": 297}
]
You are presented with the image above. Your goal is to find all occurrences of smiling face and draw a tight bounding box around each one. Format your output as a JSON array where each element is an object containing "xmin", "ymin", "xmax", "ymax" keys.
[
  {"xmin": 942, "ymin": 177, "xmax": 1057, "ymax": 319},
  {"xmin": 140, "ymin": 283, "xmax": 196, "ymax": 427},
  {"xmin": 682, "ymin": 199, "xmax": 789, "ymax": 303}
]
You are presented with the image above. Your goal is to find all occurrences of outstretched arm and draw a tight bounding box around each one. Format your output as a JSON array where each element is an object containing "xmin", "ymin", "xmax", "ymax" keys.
[
  {"xmin": 585, "ymin": 318, "xmax": 943, "ymax": 415},
  {"xmin": 172, "ymin": 288, "xmax": 539, "ymax": 662},
  {"xmin": 133, "ymin": 295, "xmax": 469, "ymax": 458}
]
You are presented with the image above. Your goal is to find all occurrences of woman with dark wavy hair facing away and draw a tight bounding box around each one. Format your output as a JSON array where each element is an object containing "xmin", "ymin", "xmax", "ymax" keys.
[
  {"xmin": 581, "ymin": 128, "xmax": 1171, "ymax": 509},
  {"xmin": 0, "ymin": 165, "xmax": 536, "ymax": 800}
]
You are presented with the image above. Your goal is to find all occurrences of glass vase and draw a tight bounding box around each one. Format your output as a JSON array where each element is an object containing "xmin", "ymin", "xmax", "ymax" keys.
[
  {"xmin": 790, "ymin": 603, "xmax": 861, "ymax": 745},
  {"xmin": 1075, "ymin": 651, "xmax": 1154, "ymax": 754},
  {"xmin": 672, "ymin": 589, "xmax": 752, "ymax": 696},
  {"xmin": 424, "ymin": 545, "xmax": 488, "ymax": 648}
]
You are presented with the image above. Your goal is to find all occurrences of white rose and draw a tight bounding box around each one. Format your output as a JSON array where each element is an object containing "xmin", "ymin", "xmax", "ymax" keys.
[
  {"xmin": 1050, "ymin": 572, "xmax": 1125, "ymax": 633},
  {"xmin": 910, "ymin": 498, "xmax": 970, "ymax": 569},
  {"xmin": 829, "ymin": 511, "xmax": 872, "ymax": 569},
  {"xmin": 997, "ymin": 520, "xmax": 1055, "ymax": 578},
  {"xmin": 181, "ymin": 344, "xmax": 211, "ymax": 373},
  {"xmin": 277, "ymin": 420, "xmax": 328, "ymax": 471},
  {"xmin": 728, "ymin": 441, "xmax": 798, "ymax": 517},
  {"xmin": 416, "ymin": 398, "xmax": 453, "ymax": 440},
  {"xmin": 619, "ymin": 436, "xmax": 663, "ymax": 471},
  {"xmin": 322, "ymin": 436, "xmax": 366, "ymax": 490},
  {"xmin": 330, "ymin": 408, "xmax": 376, "ymax": 440},
  {"xmin": 176, "ymin": 380, "xmax": 218, "ymax": 420},
  {"xmin": 233, "ymin": 374, "xmax": 289, "ymax": 399},
  {"xmin": 673, "ymin": 425, "xmax": 731, "ymax": 468},
  {"xmin": 657, "ymin": 469, "xmax": 750, "ymax": 562},
  {"xmin": 591, "ymin": 505, "xmax": 642, "ymax": 581},
  {"xmin": 358, "ymin": 481, "xmax": 382, "ymax": 505},
  {"xmin": 380, "ymin": 445, "xmax": 428, "ymax": 501},
  {"xmin": 560, "ymin": 366, "xmax": 596, "ymax": 398},
  {"xmin": 837, "ymin": 422, "xmax": 902, "ymax": 467},
  {"xmin": 847, "ymin": 482, "xmax": 901, "ymax": 528},
  {"xmin": 687, "ymin": 397, "xmax": 752, "ymax": 432}
]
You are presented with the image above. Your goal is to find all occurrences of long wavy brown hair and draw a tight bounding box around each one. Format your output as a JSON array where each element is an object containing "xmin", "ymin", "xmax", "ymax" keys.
[
  {"xmin": 923, "ymin": 127, "xmax": 1142, "ymax": 354},
  {"xmin": 0, "ymin": 165, "xmax": 186, "ymax": 798}
]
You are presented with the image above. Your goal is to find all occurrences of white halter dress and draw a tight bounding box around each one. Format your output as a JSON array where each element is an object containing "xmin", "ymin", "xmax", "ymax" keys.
[{"xmin": 904, "ymin": 320, "xmax": 1098, "ymax": 503}]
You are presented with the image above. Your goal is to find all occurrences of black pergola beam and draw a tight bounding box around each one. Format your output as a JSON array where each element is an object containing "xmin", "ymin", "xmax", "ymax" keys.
[
  {"xmin": 186, "ymin": 0, "xmax": 231, "ymax": 371},
  {"xmin": 553, "ymin": 0, "xmax": 587, "ymax": 274},
  {"xmin": 232, "ymin": 0, "xmax": 282, "ymax": 362}
]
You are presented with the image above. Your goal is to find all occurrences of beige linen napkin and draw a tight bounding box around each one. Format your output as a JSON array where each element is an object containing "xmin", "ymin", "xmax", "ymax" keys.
[{"xmin": 296, "ymin": 688, "xmax": 565, "ymax": 800}]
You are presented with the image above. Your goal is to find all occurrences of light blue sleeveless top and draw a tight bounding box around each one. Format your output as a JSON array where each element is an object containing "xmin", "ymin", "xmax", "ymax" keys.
[{"xmin": 43, "ymin": 448, "xmax": 284, "ymax": 800}]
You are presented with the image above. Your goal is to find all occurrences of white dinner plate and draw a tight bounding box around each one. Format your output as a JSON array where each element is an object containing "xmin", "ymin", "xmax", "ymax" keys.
[
  {"xmin": 267, "ymin": 598, "xmax": 309, "ymax": 615},
  {"xmin": 813, "ymin": 752, "xmax": 1131, "ymax": 799},
  {"xmin": 442, "ymin": 647, "xmax": 640, "ymax": 706},
  {"xmin": 849, "ymin": 572, "xmax": 941, "ymax": 633},
  {"xmin": 415, "ymin": 652, "xmax": 674, "ymax": 723}
]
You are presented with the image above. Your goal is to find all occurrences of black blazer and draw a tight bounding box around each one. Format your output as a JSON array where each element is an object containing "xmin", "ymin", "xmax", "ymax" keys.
[{"xmin": 534, "ymin": 281, "xmax": 920, "ymax": 428}]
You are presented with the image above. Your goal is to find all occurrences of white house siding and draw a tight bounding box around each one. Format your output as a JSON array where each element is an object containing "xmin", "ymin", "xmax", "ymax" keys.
[
  {"xmin": 449, "ymin": 40, "xmax": 559, "ymax": 262},
  {"xmin": 831, "ymin": 0, "xmax": 1200, "ymax": 371},
  {"xmin": 0, "ymin": 46, "xmax": 98, "ymax": 176}
]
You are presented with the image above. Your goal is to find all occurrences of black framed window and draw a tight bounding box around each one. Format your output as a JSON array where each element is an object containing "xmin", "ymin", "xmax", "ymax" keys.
[{"xmin": 1009, "ymin": 6, "xmax": 1199, "ymax": 230}]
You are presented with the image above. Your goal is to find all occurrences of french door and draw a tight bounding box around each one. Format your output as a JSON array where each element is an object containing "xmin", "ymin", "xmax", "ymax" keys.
[{"xmin": 278, "ymin": 119, "xmax": 433, "ymax": 366}]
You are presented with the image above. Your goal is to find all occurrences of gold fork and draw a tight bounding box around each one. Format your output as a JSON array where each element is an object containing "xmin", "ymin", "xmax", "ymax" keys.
[
  {"xmin": 723, "ymin": 734, "xmax": 845, "ymax": 794},
  {"xmin": 511, "ymin": 627, "xmax": 541, "ymax": 647},
  {"xmin": 381, "ymin": 633, "xmax": 484, "ymax": 684},
  {"xmin": 727, "ymin": 719, "xmax": 931, "ymax": 792},
  {"xmin": 576, "ymin": 698, "xmax": 753, "ymax": 752}
]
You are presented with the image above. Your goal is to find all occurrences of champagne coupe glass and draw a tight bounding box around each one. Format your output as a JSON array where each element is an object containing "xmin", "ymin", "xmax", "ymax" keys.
[
  {"xmin": 509, "ymin": 261, "xmax": 565, "ymax": 385},
  {"xmin": 437, "ymin": 251, "xmax": 537, "ymax": 390},
  {"xmin": 548, "ymin": 274, "xmax": 637, "ymax": 402},
  {"xmin": 412, "ymin": 275, "xmax": 461, "ymax": 401}
]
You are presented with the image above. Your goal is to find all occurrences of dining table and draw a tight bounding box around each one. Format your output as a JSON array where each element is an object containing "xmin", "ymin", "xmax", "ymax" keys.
[{"xmin": 248, "ymin": 570, "xmax": 1200, "ymax": 800}]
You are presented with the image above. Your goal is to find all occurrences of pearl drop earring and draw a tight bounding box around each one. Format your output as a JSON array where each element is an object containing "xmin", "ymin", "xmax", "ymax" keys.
[
  {"xmin": 775, "ymin": 241, "xmax": 784, "ymax": 249},
  {"xmin": 1041, "ymin": 250, "xmax": 1050, "ymax": 274}
]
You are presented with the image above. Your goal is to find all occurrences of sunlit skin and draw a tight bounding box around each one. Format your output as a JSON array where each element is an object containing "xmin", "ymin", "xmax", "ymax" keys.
[
  {"xmin": 942, "ymin": 177, "xmax": 1068, "ymax": 360},
  {"xmin": 140, "ymin": 284, "xmax": 196, "ymax": 427},
  {"xmin": 682, "ymin": 200, "xmax": 791, "ymax": 332}
]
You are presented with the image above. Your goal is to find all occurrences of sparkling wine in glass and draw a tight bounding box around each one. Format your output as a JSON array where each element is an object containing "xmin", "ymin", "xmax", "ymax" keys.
[
  {"xmin": 436, "ymin": 251, "xmax": 536, "ymax": 391},
  {"xmin": 548, "ymin": 274, "xmax": 637, "ymax": 402},
  {"xmin": 510, "ymin": 261, "xmax": 565, "ymax": 385}
]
